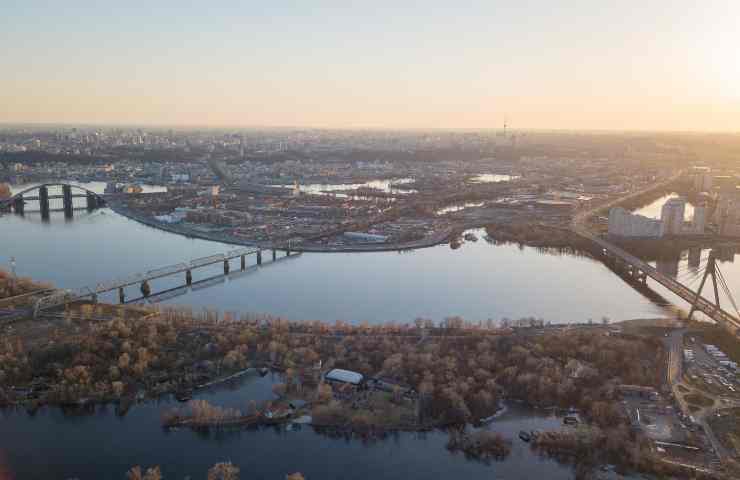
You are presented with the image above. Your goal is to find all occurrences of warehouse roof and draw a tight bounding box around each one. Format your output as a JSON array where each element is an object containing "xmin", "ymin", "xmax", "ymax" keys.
[{"xmin": 325, "ymin": 368, "xmax": 364, "ymax": 385}]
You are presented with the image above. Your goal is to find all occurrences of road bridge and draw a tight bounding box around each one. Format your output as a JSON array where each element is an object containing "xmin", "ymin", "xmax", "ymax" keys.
[
  {"xmin": 574, "ymin": 227, "xmax": 740, "ymax": 332},
  {"xmin": 32, "ymin": 246, "xmax": 297, "ymax": 317}
]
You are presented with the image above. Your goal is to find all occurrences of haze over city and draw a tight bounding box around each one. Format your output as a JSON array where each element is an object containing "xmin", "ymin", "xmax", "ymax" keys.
[{"xmin": 3, "ymin": 1, "xmax": 740, "ymax": 130}]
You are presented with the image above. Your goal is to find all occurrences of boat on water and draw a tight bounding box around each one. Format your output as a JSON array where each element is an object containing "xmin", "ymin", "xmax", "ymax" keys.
[
  {"xmin": 175, "ymin": 390, "xmax": 193, "ymax": 402},
  {"xmin": 519, "ymin": 430, "xmax": 532, "ymax": 442},
  {"xmin": 463, "ymin": 232, "xmax": 478, "ymax": 242}
]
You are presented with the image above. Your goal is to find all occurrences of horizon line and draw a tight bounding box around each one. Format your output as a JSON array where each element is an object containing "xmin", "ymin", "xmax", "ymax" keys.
[{"xmin": 1, "ymin": 120, "xmax": 739, "ymax": 135}]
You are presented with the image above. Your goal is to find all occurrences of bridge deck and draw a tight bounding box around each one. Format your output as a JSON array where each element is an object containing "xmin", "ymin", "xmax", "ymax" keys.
[
  {"xmin": 576, "ymin": 229, "xmax": 740, "ymax": 330},
  {"xmin": 32, "ymin": 246, "xmax": 279, "ymax": 315},
  {"xmin": 81, "ymin": 247, "xmax": 261, "ymax": 296},
  {"xmin": 18, "ymin": 194, "xmax": 89, "ymax": 201}
]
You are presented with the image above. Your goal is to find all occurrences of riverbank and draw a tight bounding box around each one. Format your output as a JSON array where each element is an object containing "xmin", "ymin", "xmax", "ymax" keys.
[
  {"xmin": 0, "ymin": 284, "xmax": 723, "ymax": 478},
  {"xmin": 483, "ymin": 222, "xmax": 592, "ymax": 251},
  {"xmin": 108, "ymin": 200, "xmax": 460, "ymax": 253}
]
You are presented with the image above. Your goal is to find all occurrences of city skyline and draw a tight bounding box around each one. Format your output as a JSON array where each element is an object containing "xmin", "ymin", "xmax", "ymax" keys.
[{"xmin": 3, "ymin": 1, "xmax": 740, "ymax": 131}]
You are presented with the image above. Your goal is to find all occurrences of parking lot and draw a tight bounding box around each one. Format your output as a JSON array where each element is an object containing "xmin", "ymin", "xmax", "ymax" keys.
[{"xmin": 683, "ymin": 336, "xmax": 740, "ymax": 401}]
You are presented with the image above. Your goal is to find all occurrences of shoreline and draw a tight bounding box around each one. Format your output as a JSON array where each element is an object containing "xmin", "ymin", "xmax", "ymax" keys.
[{"xmin": 107, "ymin": 200, "xmax": 461, "ymax": 253}]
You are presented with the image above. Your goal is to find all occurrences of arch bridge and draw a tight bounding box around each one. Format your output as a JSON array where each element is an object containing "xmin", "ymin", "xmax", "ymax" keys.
[{"xmin": 0, "ymin": 183, "xmax": 105, "ymax": 219}]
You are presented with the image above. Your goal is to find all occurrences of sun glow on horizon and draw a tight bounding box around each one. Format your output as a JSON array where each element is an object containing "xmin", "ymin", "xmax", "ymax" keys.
[{"xmin": 1, "ymin": 1, "xmax": 740, "ymax": 131}]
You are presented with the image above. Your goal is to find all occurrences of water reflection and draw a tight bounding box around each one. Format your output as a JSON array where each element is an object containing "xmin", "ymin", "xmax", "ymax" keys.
[
  {"xmin": 0, "ymin": 378, "xmax": 579, "ymax": 480},
  {"xmin": 644, "ymin": 245, "xmax": 740, "ymax": 321},
  {"xmin": 468, "ymin": 174, "xmax": 518, "ymax": 184},
  {"xmin": 436, "ymin": 201, "xmax": 484, "ymax": 215},
  {"xmin": 0, "ymin": 205, "xmax": 669, "ymax": 323},
  {"xmin": 273, "ymin": 178, "xmax": 416, "ymax": 196},
  {"xmin": 633, "ymin": 192, "xmax": 695, "ymax": 219}
]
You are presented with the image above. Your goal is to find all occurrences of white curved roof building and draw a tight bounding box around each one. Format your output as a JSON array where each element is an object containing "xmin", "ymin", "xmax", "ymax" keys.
[{"xmin": 325, "ymin": 368, "xmax": 364, "ymax": 385}]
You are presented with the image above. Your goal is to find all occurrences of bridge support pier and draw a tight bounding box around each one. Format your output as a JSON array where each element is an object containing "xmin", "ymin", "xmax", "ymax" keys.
[
  {"xmin": 286, "ymin": 249, "xmax": 291, "ymax": 257},
  {"xmin": 241, "ymin": 255, "xmax": 246, "ymax": 270},
  {"xmin": 62, "ymin": 184, "xmax": 73, "ymax": 218},
  {"xmin": 39, "ymin": 185, "xmax": 50, "ymax": 220},
  {"xmin": 86, "ymin": 191, "xmax": 98, "ymax": 210},
  {"xmin": 223, "ymin": 259, "xmax": 230, "ymax": 274},
  {"xmin": 186, "ymin": 269, "xmax": 192, "ymax": 285},
  {"xmin": 141, "ymin": 280, "xmax": 151, "ymax": 297},
  {"xmin": 118, "ymin": 287, "xmax": 125, "ymax": 304},
  {"xmin": 257, "ymin": 251, "xmax": 262, "ymax": 265},
  {"xmin": 13, "ymin": 196, "xmax": 24, "ymax": 215}
]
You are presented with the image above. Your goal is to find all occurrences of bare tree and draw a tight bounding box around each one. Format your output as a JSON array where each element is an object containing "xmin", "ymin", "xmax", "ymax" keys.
[{"xmin": 207, "ymin": 462, "xmax": 239, "ymax": 480}]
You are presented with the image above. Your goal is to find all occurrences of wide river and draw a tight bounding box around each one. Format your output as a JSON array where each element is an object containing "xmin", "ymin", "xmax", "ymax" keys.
[
  {"xmin": 0, "ymin": 184, "xmax": 671, "ymax": 324},
  {"xmin": 0, "ymin": 183, "xmax": 702, "ymax": 479},
  {"xmin": 1, "ymin": 372, "xmax": 580, "ymax": 480}
]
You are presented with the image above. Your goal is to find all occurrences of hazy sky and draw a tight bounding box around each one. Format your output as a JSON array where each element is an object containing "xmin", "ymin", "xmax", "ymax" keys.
[{"xmin": 2, "ymin": 1, "xmax": 739, "ymax": 131}]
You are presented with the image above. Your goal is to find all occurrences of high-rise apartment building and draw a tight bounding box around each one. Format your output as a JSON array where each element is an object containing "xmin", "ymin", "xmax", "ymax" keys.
[{"xmin": 661, "ymin": 198, "xmax": 686, "ymax": 235}]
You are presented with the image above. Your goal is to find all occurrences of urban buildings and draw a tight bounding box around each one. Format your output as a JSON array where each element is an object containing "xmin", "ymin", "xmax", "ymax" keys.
[
  {"xmin": 715, "ymin": 192, "xmax": 740, "ymax": 237},
  {"xmin": 608, "ymin": 207, "xmax": 664, "ymax": 238},
  {"xmin": 691, "ymin": 166, "xmax": 713, "ymax": 192},
  {"xmin": 608, "ymin": 197, "xmax": 706, "ymax": 237}
]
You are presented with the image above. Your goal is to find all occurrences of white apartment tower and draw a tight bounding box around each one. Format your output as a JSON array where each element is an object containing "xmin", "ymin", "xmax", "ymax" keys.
[
  {"xmin": 608, "ymin": 207, "xmax": 664, "ymax": 237},
  {"xmin": 661, "ymin": 198, "xmax": 686, "ymax": 235}
]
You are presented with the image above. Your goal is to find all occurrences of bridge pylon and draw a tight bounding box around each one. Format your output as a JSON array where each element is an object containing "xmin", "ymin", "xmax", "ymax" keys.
[
  {"xmin": 13, "ymin": 196, "xmax": 24, "ymax": 215},
  {"xmin": 39, "ymin": 185, "xmax": 50, "ymax": 220},
  {"xmin": 62, "ymin": 184, "xmax": 73, "ymax": 218},
  {"xmin": 688, "ymin": 251, "xmax": 720, "ymax": 321}
]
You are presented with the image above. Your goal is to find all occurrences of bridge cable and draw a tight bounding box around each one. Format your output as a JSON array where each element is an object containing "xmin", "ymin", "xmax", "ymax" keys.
[
  {"xmin": 715, "ymin": 267, "xmax": 740, "ymax": 318},
  {"xmin": 687, "ymin": 265, "xmax": 707, "ymax": 282},
  {"xmin": 678, "ymin": 265, "xmax": 707, "ymax": 284},
  {"xmin": 677, "ymin": 264, "xmax": 704, "ymax": 279},
  {"xmin": 675, "ymin": 253, "xmax": 712, "ymax": 276}
]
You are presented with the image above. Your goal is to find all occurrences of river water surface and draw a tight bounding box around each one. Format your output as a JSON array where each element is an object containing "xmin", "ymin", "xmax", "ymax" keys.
[
  {"xmin": 0, "ymin": 371, "xmax": 580, "ymax": 480},
  {"xmin": 0, "ymin": 182, "xmax": 690, "ymax": 479},
  {"xmin": 0, "ymin": 189, "xmax": 668, "ymax": 324}
]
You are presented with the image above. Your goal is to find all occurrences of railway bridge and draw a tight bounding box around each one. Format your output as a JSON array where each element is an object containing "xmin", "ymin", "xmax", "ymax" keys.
[
  {"xmin": 32, "ymin": 246, "xmax": 297, "ymax": 317},
  {"xmin": 0, "ymin": 183, "xmax": 105, "ymax": 219}
]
